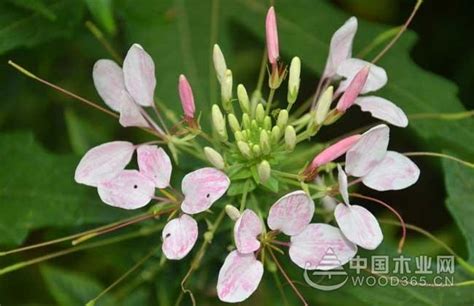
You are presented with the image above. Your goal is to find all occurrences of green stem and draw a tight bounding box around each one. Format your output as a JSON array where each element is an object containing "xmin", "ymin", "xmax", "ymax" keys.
[
  {"xmin": 85, "ymin": 21, "xmax": 122, "ymax": 63},
  {"xmin": 265, "ymin": 88, "xmax": 276, "ymax": 116}
]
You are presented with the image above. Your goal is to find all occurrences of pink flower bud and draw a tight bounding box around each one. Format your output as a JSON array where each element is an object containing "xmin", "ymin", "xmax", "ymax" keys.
[
  {"xmin": 336, "ymin": 66, "xmax": 369, "ymax": 112},
  {"xmin": 308, "ymin": 134, "xmax": 361, "ymax": 172},
  {"xmin": 179, "ymin": 74, "xmax": 195, "ymax": 119},
  {"xmin": 265, "ymin": 6, "xmax": 279, "ymax": 65}
]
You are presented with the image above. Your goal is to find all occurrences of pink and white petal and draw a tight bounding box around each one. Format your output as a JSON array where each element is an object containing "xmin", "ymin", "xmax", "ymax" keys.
[
  {"xmin": 162, "ymin": 214, "xmax": 198, "ymax": 260},
  {"xmin": 97, "ymin": 170, "xmax": 155, "ymax": 209},
  {"xmin": 267, "ymin": 190, "xmax": 315, "ymax": 236},
  {"xmin": 337, "ymin": 165, "xmax": 350, "ymax": 205},
  {"xmin": 323, "ymin": 17, "xmax": 358, "ymax": 78},
  {"xmin": 74, "ymin": 141, "xmax": 135, "ymax": 187},
  {"xmin": 181, "ymin": 167, "xmax": 230, "ymax": 214},
  {"xmin": 137, "ymin": 145, "xmax": 172, "ymax": 188},
  {"xmin": 337, "ymin": 58, "xmax": 387, "ymax": 94},
  {"xmin": 119, "ymin": 98, "xmax": 149, "ymax": 128},
  {"xmin": 335, "ymin": 204, "xmax": 383, "ymax": 250},
  {"xmin": 123, "ymin": 44, "xmax": 156, "ymax": 107},
  {"xmin": 234, "ymin": 209, "xmax": 262, "ymax": 254},
  {"xmin": 289, "ymin": 223, "xmax": 357, "ymax": 270},
  {"xmin": 345, "ymin": 124, "xmax": 389, "ymax": 177},
  {"xmin": 217, "ymin": 250, "xmax": 263, "ymax": 303},
  {"xmin": 93, "ymin": 59, "xmax": 133, "ymax": 112},
  {"xmin": 362, "ymin": 151, "xmax": 420, "ymax": 191},
  {"xmin": 355, "ymin": 96, "xmax": 408, "ymax": 127}
]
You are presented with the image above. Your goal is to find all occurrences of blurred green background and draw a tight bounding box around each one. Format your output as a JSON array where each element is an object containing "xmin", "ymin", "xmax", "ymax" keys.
[{"xmin": 0, "ymin": 0, "xmax": 473, "ymax": 305}]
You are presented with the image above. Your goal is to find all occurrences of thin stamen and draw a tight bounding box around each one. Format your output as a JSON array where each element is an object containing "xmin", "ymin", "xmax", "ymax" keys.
[{"xmin": 404, "ymin": 151, "xmax": 474, "ymax": 168}]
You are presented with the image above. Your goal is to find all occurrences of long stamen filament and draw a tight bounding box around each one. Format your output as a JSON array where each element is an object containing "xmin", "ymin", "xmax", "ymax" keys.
[{"xmin": 404, "ymin": 151, "xmax": 474, "ymax": 168}]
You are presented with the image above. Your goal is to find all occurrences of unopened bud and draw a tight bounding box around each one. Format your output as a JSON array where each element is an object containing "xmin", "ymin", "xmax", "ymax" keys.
[
  {"xmin": 336, "ymin": 66, "xmax": 369, "ymax": 112},
  {"xmin": 265, "ymin": 7, "xmax": 279, "ymax": 65},
  {"xmin": 315, "ymin": 86, "xmax": 334, "ymax": 124},
  {"xmin": 213, "ymin": 44, "xmax": 227, "ymax": 83},
  {"xmin": 221, "ymin": 69, "xmax": 233, "ymax": 111},
  {"xmin": 212, "ymin": 104, "xmax": 228, "ymax": 141},
  {"xmin": 237, "ymin": 84, "xmax": 250, "ymax": 114},
  {"xmin": 237, "ymin": 141, "xmax": 252, "ymax": 158},
  {"xmin": 284, "ymin": 125, "xmax": 296, "ymax": 151},
  {"xmin": 234, "ymin": 131, "xmax": 244, "ymax": 141},
  {"xmin": 260, "ymin": 130, "xmax": 271, "ymax": 154},
  {"xmin": 204, "ymin": 147, "xmax": 225, "ymax": 169},
  {"xmin": 252, "ymin": 144, "xmax": 262, "ymax": 156},
  {"xmin": 228, "ymin": 113, "xmax": 241, "ymax": 132},
  {"xmin": 271, "ymin": 126, "xmax": 281, "ymax": 143},
  {"xmin": 277, "ymin": 110, "xmax": 288, "ymax": 128},
  {"xmin": 242, "ymin": 113, "xmax": 251, "ymax": 129},
  {"xmin": 263, "ymin": 116, "xmax": 272, "ymax": 130},
  {"xmin": 257, "ymin": 160, "xmax": 271, "ymax": 183},
  {"xmin": 287, "ymin": 57, "xmax": 301, "ymax": 104},
  {"xmin": 225, "ymin": 204, "xmax": 241, "ymax": 221},
  {"xmin": 255, "ymin": 103, "xmax": 265, "ymax": 123},
  {"xmin": 251, "ymin": 120, "xmax": 259, "ymax": 131}
]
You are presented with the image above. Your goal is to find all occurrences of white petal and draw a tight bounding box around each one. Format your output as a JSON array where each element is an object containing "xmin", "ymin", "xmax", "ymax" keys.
[
  {"xmin": 289, "ymin": 223, "xmax": 357, "ymax": 270},
  {"xmin": 119, "ymin": 98, "xmax": 149, "ymax": 128},
  {"xmin": 217, "ymin": 251, "xmax": 263, "ymax": 303},
  {"xmin": 323, "ymin": 17, "xmax": 358, "ymax": 78},
  {"xmin": 74, "ymin": 141, "xmax": 134, "ymax": 187},
  {"xmin": 181, "ymin": 168, "xmax": 230, "ymax": 214},
  {"xmin": 234, "ymin": 209, "xmax": 262, "ymax": 254},
  {"xmin": 345, "ymin": 124, "xmax": 389, "ymax": 177},
  {"xmin": 93, "ymin": 59, "xmax": 133, "ymax": 112},
  {"xmin": 355, "ymin": 96, "xmax": 408, "ymax": 127},
  {"xmin": 337, "ymin": 165, "xmax": 349, "ymax": 205},
  {"xmin": 335, "ymin": 203, "xmax": 383, "ymax": 250},
  {"xmin": 97, "ymin": 170, "xmax": 155, "ymax": 209},
  {"xmin": 267, "ymin": 190, "xmax": 315, "ymax": 236},
  {"xmin": 162, "ymin": 214, "xmax": 198, "ymax": 260},
  {"xmin": 123, "ymin": 44, "xmax": 156, "ymax": 107},
  {"xmin": 137, "ymin": 145, "xmax": 172, "ymax": 188},
  {"xmin": 362, "ymin": 151, "xmax": 420, "ymax": 191},
  {"xmin": 337, "ymin": 58, "xmax": 387, "ymax": 94}
]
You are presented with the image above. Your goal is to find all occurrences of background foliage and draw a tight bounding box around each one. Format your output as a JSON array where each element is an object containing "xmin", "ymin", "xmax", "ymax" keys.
[{"xmin": 0, "ymin": 0, "xmax": 473, "ymax": 305}]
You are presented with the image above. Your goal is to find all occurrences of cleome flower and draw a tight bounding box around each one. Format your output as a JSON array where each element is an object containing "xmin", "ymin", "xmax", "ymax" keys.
[
  {"xmin": 75, "ymin": 141, "xmax": 230, "ymax": 260},
  {"xmin": 217, "ymin": 191, "xmax": 357, "ymax": 303}
]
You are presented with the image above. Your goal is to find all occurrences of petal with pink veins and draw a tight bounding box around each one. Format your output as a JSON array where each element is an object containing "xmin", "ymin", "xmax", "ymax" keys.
[
  {"xmin": 337, "ymin": 58, "xmax": 387, "ymax": 94},
  {"xmin": 323, "ymin": 17, "xmax": 358, "ymax": 78},
  {"xmin": 75, "ymin": 141, "xmax": 135, "ymax": 187},
  {"xmin": 123, "ymin": 44, "xmax": 156, "ymax": 107},
  {"xmin": 355, "ymin": 96, "xmax": 408, "ymax": 127},
  {"xmin": 217, "ymin": 250, "xmax": 263, "ymax": 303},
  {"xmin": 335, "ymin": 203, "xmax": 383, "ymax": 250},
  {"xmin": 181, "ymin": 168, "xmax": 230, "ymax": 214},
  {"xmin": 234, "ymin": 209, "xmax": 262, "ymax": 254},
  {"xmin": 162, "ymin": 214, "xmax": 198, "ymax": 260},
  {"xmin": 289, "ymin": 223, "xmax": 357, "ymax": 270},
  {"xmin": 92, "ymin": 59, "xmax": 131, "ymax": 112},
  {"xmin": 137, "ymin": 145, "xmax": 172, "ymax": 188},
  {"xmin": 345, "ymin": 124, "xmax": 389, "ymax": 177},
  {"xmin": 362, "ymin": 151, "xmax": 420, "ymax": 191},
  {"xmin": 97, "ymin": 170, "xmax": 155, "ymax": 209},
  {"xmin": 337, "ymin": 165, "xmax": 350, "ymax": 205},
  {"xmin": 267, "ymin": 190, "xmax": 315, "ymax": 236}
]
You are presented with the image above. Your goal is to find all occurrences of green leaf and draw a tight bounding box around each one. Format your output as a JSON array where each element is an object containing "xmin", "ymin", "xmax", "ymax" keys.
[
  {"xmin": 443, "ymin": 159, "xmax": 474, "ymax": 263},
  {"xmin": 0, "ymin": 0, "xmax": 85, "ymax": 54},
  {"xmin": 0, "ymin": 132, "xmax": 129, "ymax": 245},
  {"xmin": 41, "ymin": 265, "xmax": 116, "ymax": 306},
  {"xmin": 85, "ymin": 0, "xmax": 116, "ymax": 35},
  {"xmin": 6, "ymin": 0, "xmax": 56, "ymax": 20}
]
